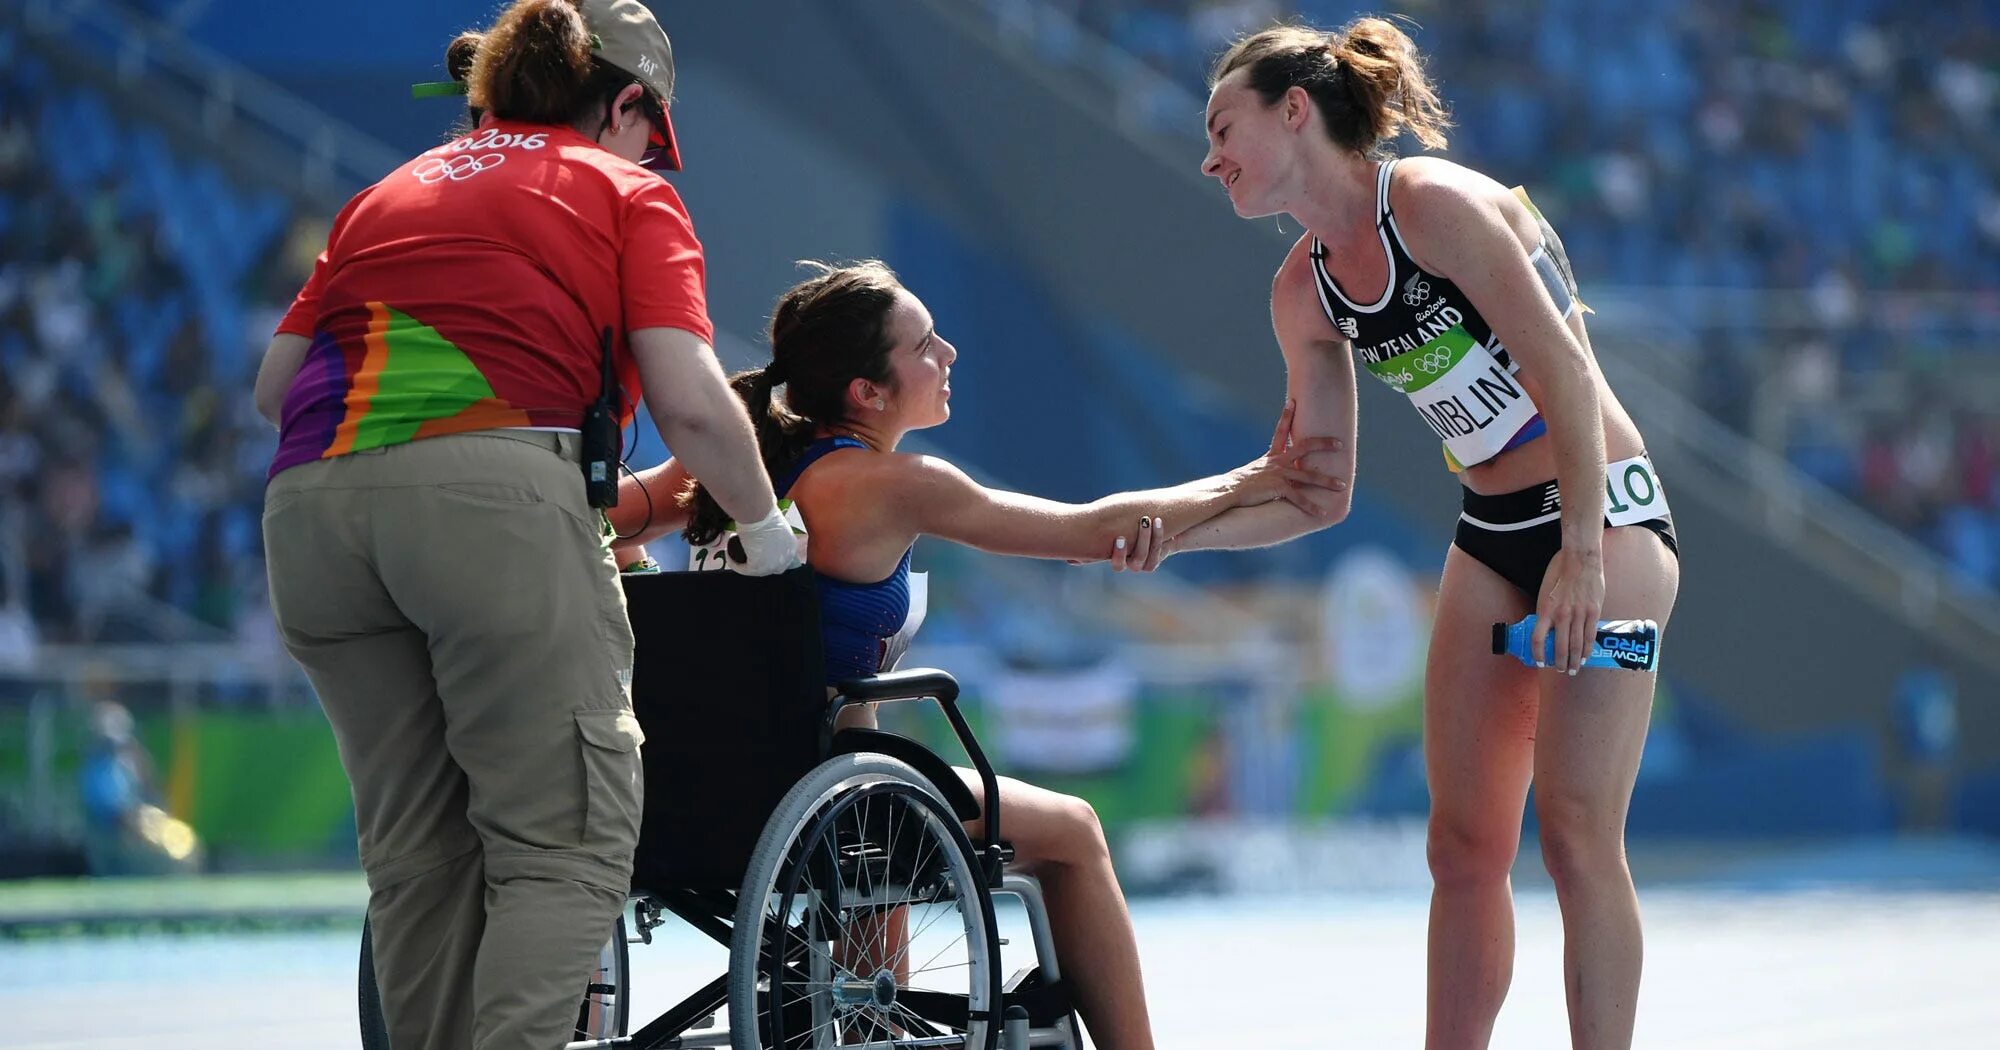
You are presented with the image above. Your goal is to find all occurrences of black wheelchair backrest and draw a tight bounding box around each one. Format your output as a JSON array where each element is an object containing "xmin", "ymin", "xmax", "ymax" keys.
[{"xmin": 622, "ymin": 567, "xmax": 828, "ymax": 891}]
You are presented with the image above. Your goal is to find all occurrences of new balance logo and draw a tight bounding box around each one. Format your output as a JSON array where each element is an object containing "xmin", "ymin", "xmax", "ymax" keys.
[
  {"xmin": 1336, "ymin": 316, "xmax": 1360, "ymax": 340},
  {"xmin": 1540, "ymin": 486, "xmax": 1562, "ymax": 515}
]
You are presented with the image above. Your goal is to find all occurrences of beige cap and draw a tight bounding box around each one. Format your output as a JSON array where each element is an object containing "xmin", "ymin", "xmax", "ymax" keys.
[{"xmin": 581, "ymin": 0, "xmax": 681, "ymax": 169}]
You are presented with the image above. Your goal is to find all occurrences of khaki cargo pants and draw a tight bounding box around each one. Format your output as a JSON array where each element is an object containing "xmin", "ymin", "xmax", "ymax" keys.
[{"xmin": 263, "ymin": 429, "xmax": 643, "ymax": 1050}]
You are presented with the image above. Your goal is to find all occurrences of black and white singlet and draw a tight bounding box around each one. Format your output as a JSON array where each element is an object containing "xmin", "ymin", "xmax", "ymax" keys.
[{"xmin": 1307, "ymin": 158, "xmax": 1586, "ymax": 472}]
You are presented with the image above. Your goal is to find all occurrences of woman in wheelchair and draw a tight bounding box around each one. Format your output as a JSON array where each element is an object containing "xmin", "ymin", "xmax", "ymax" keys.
[{"xmin": 607, "ymin": 260, "xmax": 1345, "ymax": 1050}]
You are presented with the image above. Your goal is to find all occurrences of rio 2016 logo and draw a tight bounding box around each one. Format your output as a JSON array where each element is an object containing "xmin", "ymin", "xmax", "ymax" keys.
[{"xmin": 422, "ymin": 129, "xmax": 549, "ymax": 156}]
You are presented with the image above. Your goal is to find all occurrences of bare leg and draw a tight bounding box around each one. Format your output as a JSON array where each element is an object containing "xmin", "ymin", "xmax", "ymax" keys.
[
  {"xmin": 835, "ymin": 904, "xmax": 910, "ymax": 1039},
  {"xmin": 958, "ymin": 771, "xmax": 1154, "ymax": 1050},
  {"xmin": 1533, "ymin": 526, "xmax": 1678, "ymax": 1050},
  {"xmin": 829, "ymin": 701, "xmax": 916, "ymax": 1039},
  {"xmin": 1424, "ymin": 545, "xmax": 1539, "ymax": 1050}
]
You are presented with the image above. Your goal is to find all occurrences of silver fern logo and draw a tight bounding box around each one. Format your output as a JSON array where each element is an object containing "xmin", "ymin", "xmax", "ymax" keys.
[{"xmin": 1402, "ymin": 274, "xmax": 1431, "ymax": 306}]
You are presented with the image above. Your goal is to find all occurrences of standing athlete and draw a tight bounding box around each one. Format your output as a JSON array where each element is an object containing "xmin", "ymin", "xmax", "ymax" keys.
[{"xmin": 1159, "ymin": 18, "xmax": 1681, "ymax": 1050}]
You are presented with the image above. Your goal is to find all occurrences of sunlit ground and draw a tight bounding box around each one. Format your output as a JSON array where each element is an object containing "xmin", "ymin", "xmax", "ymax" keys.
[{"xmin": 3, "ymin": 882, "xmax": 1996, "ymax": 1048}]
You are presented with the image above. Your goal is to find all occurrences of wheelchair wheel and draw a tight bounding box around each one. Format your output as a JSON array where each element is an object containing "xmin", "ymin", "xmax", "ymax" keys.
[
  {"xmin": 576, "ymin": 907, "xmax": 634, "ymax": 1040},
  {"xmin": 356, "ymin": 911, "xmax": 630, "ymax": 1044},
  {"xmin": 731, "ymin": 754, "xmax": 1001, "ymax": 1050}
]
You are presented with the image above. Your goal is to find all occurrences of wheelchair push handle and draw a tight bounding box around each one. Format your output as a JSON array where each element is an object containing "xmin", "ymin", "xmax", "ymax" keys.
[{"xmin": 828, "ymin": 667, "xmax": 1005, "ymax": 874}]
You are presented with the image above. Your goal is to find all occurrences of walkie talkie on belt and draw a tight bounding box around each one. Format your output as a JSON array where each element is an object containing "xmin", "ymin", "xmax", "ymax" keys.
[{"xmin": 582, "ymin": 326, "xmax": 621, "ymax": 509}]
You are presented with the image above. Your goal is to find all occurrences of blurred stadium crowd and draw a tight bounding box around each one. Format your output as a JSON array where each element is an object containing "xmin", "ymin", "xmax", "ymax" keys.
[
  {"xmin": 2, "ymin": 0, "xmax": 1998, "ymax": 652},
  {"xmin": 0, "ymin": 51, "xmax": 309, "ymax": 652}
]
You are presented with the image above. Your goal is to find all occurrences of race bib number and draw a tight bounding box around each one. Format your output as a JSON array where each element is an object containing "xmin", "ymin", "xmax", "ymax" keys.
[
  {"xmin": 1367, "ymin": 324, "xmax": 1541, "ymax": 468},
  {"xmin": 1601, "ymin": 455, "xmax": 1670, "ymax": 527},
  {"xmin": 688, "ymin": 499, "xmax": 808, "ymax": 572}
]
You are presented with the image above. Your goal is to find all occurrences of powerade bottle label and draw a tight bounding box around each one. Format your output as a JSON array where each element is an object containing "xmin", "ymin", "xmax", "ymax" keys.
[
  {"xmin": 1592, "ymin": 618, "xmax": 1657, "ymax": 671},
  {"xmin": 1490, "ymin": 615, "xmax": 1660, "ymax": 672}
]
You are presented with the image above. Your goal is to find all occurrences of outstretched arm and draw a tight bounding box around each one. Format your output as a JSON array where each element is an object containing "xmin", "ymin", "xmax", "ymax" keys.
[
  {"xmin": 1166, "ymin": 240, "xmax": 1358, "ymax": 554},
  {"xmin": 899, "ymin": 439, "xmax": 1333, "ymax": 562}
]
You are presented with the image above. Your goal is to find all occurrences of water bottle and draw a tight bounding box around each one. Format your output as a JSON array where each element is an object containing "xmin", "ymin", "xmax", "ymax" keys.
[{"xmin": 1490, "ymin": 615, "xmax": 1660, "ymax": 672}]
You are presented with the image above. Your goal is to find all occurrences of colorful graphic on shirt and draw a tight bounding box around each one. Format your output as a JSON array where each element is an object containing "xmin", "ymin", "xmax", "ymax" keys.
[{"xmin": 271, "ymin": 303, "xmax": 530, "ymax": 475}]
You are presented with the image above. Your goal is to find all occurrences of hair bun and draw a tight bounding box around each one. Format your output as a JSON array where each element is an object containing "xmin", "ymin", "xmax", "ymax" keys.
[{"xmin": 446, "ymin": 31, "xmax": 483, "ymax": 82}]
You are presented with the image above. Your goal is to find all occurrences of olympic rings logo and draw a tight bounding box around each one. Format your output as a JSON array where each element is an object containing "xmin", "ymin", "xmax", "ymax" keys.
[
  {"xmin": 1413, "ymin": 348, "xmax": 1456, "ymax": 375},
  {"xmin": 412, "ymin": 153, "xmax": 506, "ymax": 184},
  {"xmin": 1402, "ymin": 279, "xmax": 1432, "ymax": 306}
]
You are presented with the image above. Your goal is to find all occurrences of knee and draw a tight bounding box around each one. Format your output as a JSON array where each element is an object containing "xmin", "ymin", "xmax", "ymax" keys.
[
  {"xmin": 1533, "ymin": 791, "xmax": 1629, "ymax": 894},
  {"xmin": 1427, "ymin": 812, "xmax": 1520, "ymax": 890},
  {"xmin": 1049, "ymin": 794, "xmax": 1111, "ymax": 867},
  {"xmin": 482, "ymin": 843, "xmax": 632, "ymax": 895}
]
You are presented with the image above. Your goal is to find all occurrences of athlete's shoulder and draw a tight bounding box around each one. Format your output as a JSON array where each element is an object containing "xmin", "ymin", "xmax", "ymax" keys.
[
  {"xmin": 1390, "ymin": 157, "xmax": 1525, "ymax": 264},
  {"xmin": 794, "ymin": 441, "xmax": 910, "ymax": 491},
  {"xmin": 797, "ymin": 447, "xmax": 973, "ymax": 529},
  {"xmin": 1391, "ymin": 156, "xmax": 1510, "ymax": 216},
  {"xmin": 881, "ymin": 450, "xmax": 974, "ymax": 496}
]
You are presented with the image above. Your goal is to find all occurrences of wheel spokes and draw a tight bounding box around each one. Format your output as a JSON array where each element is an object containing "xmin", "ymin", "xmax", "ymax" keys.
[{"xmin": 760, "ymin": 779, "xmax": 989, "ymax": 1049}]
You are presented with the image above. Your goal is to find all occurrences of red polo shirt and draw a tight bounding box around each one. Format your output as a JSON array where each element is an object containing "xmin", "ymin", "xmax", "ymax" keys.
[{"xmin": 270, "ymin": 119, "xmax": 713, "ymax": 477}]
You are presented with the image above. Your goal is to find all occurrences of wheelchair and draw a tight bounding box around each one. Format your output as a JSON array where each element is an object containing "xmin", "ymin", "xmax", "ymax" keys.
[{"xmin": 358, "ymin": 567, "xmax": 1082, "ymax": 1049}]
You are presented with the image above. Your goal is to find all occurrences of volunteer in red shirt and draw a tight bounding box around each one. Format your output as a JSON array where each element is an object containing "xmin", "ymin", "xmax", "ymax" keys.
[{"xmin": 250, "ymin": 3, "xmax": 797, "ymax": 1047}]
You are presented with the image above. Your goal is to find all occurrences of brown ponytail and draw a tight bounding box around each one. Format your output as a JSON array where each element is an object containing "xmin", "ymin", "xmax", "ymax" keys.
[
  {"xmin": 682, "ymin": 261, "xmax": 905, "ymax": 547},
  {"xmin": 466, "ymin": 0, "xmax": 644, "ymax": 130},
  {"xmin": 1210, "ymin": 16, "xmax": 1450, "ymax": 157}
]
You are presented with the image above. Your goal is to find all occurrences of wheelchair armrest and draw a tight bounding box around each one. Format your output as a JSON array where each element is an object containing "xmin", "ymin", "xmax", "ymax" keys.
[
  {"xmin": 825, "ymin": 667, "xmax": 1006, "ymax": 881},
  {"xmin": 831, "ymin": 667, "xmax": 960, "ymax": 706}
]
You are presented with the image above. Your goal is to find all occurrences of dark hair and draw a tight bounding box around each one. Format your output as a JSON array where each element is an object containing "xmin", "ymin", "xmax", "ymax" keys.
[
  {"xmin": 446, "ymin": 30, "xmax": 483, "ymax": 83},
  {"xmin": 1209, "ymin": 17, "xmax": 1450, "ymax": 158},
  {"xmin": 465, "ymin": 0, "xmax": 652, "ymax": 133},
  {"xmin": 683, "ymin": 261, "xmax": 904, "ymax": 546},
  {"xmin": 445, "ymin": 30, "xmax": 486, "ymax": 131}
]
